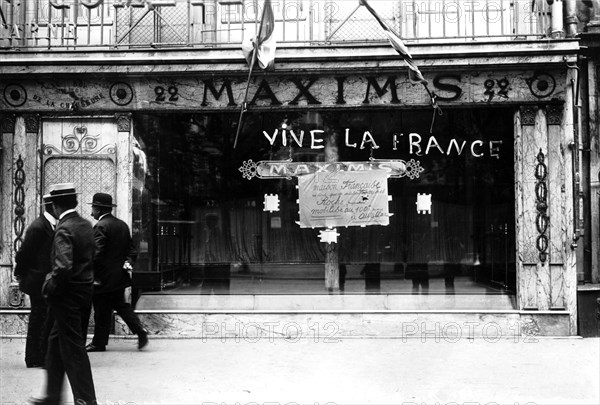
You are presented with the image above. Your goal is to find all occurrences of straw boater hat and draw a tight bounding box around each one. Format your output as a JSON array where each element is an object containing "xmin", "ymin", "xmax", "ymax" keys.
[
  {"xmin": 45, "ymin": 183, "xmax": 79, "ymax": 200},
  {"xmin": 42, "ymin": 193, "xmax": 52, "ymax": 205},
  {"xmin": 88, "ymin": 192, "xmax": 117, "ymax": 208}
]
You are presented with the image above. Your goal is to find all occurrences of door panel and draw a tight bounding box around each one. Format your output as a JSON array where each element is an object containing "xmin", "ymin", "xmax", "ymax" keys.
[{"xmin": 42, "ymin": 118, "xmax": 117, "ymax": 223}]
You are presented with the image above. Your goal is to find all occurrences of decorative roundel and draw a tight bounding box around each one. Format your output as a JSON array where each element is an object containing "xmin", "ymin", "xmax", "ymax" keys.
[
  {"xmin": 526, "ymin": 72, "xmax": 556, "ymax": 99},
  {"xmin": 109, "ymin": 82, "xmax": 134, "ymax": 106},
  {"xmin": 3, "ymin": 84, "xmax": 27, "ymax": 107}
]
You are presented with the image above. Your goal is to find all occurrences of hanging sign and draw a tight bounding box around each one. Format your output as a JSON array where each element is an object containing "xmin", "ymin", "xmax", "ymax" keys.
[
  {"xmin": 297, "ymin": 169, "xmax": 391, "ymax": 228},
  {"xmin": 239, "ymin": 159, "xmax": 424, "ymax": 180}
]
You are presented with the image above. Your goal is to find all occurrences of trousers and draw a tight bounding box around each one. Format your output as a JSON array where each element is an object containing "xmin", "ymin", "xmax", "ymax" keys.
[
  {"xmin": 25, "ymin": 293, "xmax": 52, "ymax": 367},
  {"xmin": 45, "ymin": 291, "xmax": 96, "ymax": 404},
  {"xmin": 91, "ymin": 289, "xmax": 145, "ymax": 346}
]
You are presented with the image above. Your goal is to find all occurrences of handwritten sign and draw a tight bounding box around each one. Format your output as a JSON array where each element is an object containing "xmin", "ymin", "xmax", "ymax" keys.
[{"xmin": 297, "ymin": 170, "xmax": 390, "ymax": 228}]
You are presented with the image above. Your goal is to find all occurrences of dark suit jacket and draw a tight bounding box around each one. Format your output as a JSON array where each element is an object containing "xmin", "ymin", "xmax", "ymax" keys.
[
  {"xmin": 92, "ymin": 213, "xmax": 137, "ymax": 294},
  {"xmin": 14, "ymin": 214, "xmax": 54, "ymax": 296},
  {"xmin": 42, "ymin": 211, "xmax": 95, "ymax": 300}
]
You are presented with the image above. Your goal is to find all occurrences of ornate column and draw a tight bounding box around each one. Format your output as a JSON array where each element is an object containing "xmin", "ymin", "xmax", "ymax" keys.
[
  {"xmin": 546, "ymin": 104, "xmax": 567, "ymax": 310},
  {"xmin": 516, "ymin": 103, "xmax": 576, "ymax": 334},
  {"xmin": 0, "ymin": 115, "xmax": 16, "ymax": 307},
  {"xmin": 115, "ymin": 113, "xmax": 133, "ymax": 228},
  {"xmin": 516, "ymin": 106, "xmax": 549, "ymax": 310},
  {"xmin": 2, "ymin": 115, "xmax": 41, "ymax": 308}
]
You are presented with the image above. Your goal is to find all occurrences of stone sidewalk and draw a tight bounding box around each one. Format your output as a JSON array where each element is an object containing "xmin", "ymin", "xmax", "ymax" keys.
[{"xmin": 0, "ymin": 335, "xmax": 598, "ymax": 405}]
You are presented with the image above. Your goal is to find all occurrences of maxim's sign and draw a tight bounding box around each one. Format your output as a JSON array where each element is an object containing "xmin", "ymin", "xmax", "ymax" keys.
[
  {"xmin": 240, "ymin": 160, "xmax": 410, "ymax": 180},
  {"xmin": 1, "ymin": 70, "xmax": 564, "ymax": 111}
]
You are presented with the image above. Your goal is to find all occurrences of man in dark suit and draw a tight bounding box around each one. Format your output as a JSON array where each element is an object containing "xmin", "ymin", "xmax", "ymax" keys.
[
  {"xmin": 84, "ymin": 192, "xmax": 148, "ymax": 352},
  {"xmin": 30, "ymin": 183, "xmax": 96, "ymax": 405},
  {"xmin": 14, "ymin": 194, "xmax": 56, "ymax": 368}
]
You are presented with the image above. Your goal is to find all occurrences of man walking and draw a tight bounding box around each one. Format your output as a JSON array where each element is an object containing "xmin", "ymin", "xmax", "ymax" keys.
[
  {"xmin": 31, "ymin": 183, "xmax": 96, "ymax": 405},
  {"xmin": 14, "ymin": 194, "xmax": 56, "ymax": 368},
  {"xmin": 84, "ymin": 192, "xmax": 148, "ymax": 352}
]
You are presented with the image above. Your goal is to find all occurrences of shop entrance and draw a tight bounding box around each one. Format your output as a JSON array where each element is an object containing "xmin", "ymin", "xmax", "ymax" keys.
[{"xmin": 42, "ymin": 118, "xmax": 118, "ymax": 222}]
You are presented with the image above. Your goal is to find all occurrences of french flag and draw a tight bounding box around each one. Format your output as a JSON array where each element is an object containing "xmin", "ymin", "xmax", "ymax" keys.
[
  {"xmin": 242, "ymin": 0, "xmax": 276, "ymax": 70},
  {"xmin": 361, "ymin": 0, "xmax": 427, "ymax": 84}
]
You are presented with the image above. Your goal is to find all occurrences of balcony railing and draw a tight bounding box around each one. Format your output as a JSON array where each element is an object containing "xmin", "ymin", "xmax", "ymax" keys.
[{"xmin": 0, "ymin": 0, "xmax": 553, "ymax": 50}]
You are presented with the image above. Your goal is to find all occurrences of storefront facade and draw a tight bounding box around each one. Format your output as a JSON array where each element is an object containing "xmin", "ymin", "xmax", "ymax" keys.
[{"xmin": 0, "ymin": 38, "xmax": 582, "ymax": 337}]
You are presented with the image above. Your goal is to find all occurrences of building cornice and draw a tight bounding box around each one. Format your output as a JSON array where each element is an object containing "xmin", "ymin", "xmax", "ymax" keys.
[{"xmin": 0, "ymin": 40, "xmax": 580, "ymax": 76}]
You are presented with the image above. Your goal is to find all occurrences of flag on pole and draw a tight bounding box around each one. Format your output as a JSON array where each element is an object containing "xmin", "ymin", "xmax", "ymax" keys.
[
  {"xmin": 360, "ymin": 0, "xmax": 426, "ymax": 84},
  {"xmin": 242, "ymin": 0, "xmax": 276, "ymax": 70},
  {"xmin": 234, "ymin": 0, "xmax": 277, "ymax": 148}
]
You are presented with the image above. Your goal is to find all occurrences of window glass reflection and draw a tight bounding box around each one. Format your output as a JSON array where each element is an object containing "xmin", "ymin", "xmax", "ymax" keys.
[{"xmin": 131, "ymin": 108, "xmax": 516, "ymax": 296}]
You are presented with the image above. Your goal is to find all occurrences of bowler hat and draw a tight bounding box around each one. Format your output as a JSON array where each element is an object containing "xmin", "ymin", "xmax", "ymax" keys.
[
  {"xmin": 46, "ymin": 183, "xmax": 79, "ymax": 200},
  {"xmin": 88, "ymin": 192, "xmax": 117, "ymax": 207}
]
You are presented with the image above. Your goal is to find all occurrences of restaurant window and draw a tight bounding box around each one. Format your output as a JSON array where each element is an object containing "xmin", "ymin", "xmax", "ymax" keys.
[{"xmin": 131, "ymin": 107, "xmax": 516, "ymax": 296}]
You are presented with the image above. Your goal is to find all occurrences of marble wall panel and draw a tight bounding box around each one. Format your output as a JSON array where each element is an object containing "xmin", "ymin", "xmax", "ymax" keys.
[
  {"xmin": 562, "ymin": 69, "xmax": 578, "ymax": 335},
  {"xmin": 550, "ymin": 264, "xmax": 566, "ymax": 309},
  {"xmin": 0, "ymin": 130, "xmax": 13, "ymax": 307},
  {"xmin": 520, "ymin": 264, "xmax": 539, "ymax": 309},
  {"xmin": 2, "ymin": 309, "xmax": 570, "ymax": 338},
  {"xmin": 0, "ymin": 311, "xmax": 29, "ymax": 335},
  {"xmin": 547, "ymin": 117, "xmax": 565, "ymax": 265},
  {"xmin": 111, "ymin": 311, "xmax": 571, "ymax": 339},
  {"xmin": 115, "ymin": 115, "xmax": 132, "ymax": 228}
]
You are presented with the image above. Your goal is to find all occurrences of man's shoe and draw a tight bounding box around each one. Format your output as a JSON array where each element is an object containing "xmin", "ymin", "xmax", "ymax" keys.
[
  {"xmin": 85, "ymin": 343, "xmax": 105, "ymax": 352},
  {"xmin": 138, "ymin": 330, "xmax": 149, "ymax": 350},
  {"xmin": 28, "ymin": 396, "xmax": 58, "ymax": 405}
]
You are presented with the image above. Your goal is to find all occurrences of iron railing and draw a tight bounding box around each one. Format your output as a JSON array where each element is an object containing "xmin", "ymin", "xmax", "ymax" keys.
[{"xmin": 0, "ymin": 0, "xmax": 552, "ymax": 50}]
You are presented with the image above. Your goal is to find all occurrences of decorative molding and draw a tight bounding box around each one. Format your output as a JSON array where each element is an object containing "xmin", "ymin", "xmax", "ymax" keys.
[
  {"xmin": 3, "ymin": 84, "xmax": 27, "ymax": 107},
  {"xmin": 10, "ymin": 154, "xmax": 27, "ymax": 307},
  {"xmin": 525, "ymin": 72, "xmax": 556, "ymax": 99},
  {"xmin": 1, "ymin": 114, "xmax": 16, "ymax": 133},
  {"xmin": 8, "ymin": 283, "xmax": 25, "ymax": 308},
  {"xmin": 13, "ymin": 154, "xmax": 26, "ymax": 254},
  {"xmin": 520, "ymin": 106, "xmax": 536, "ymax": 126},
  {"xmin": 110, "ymin": 82, "xmax": 134, "ymax": 106},
  {"xmin": 24, "ymin": 114, "xmax": 40, "ymax": 133},
  {"xmin": 535, "ymin": 149, "xmax": 549, "ymax": 264},
  {"xmin": 44, "ymin": 126, "xmax": 116, "ymax": 155},
  {"xmin": 115, "ymin": 113, "xmax": 131, "ymax": 132},
  {"xmin": 546, "ymin": 105, "xmax": 563, "ymax": 125}
]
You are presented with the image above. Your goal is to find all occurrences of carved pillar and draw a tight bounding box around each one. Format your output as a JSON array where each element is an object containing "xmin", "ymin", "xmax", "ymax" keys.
[
  {"xmin": 546, "ymin": 104, "xmax": 567, "ymax": 310},
  {"xmin": 115, "ymin": 113, "xmax": 133, "ymax": 228},
  {"xmin": 0, "ymin": 115, "xmax": 16, "ymax": 308},
  {"xmin": 517, "ymin": 103, "xmax": 575, "ymax": 322},
  {"xmin": 559, "ymin": 67, "xmax": 580, "ymax": 335},
  {"xmin": 516, "ymin": 106, "xmax": 554, "ymax": 310},
  {"xmin": 6, "ymin": 115, "xmax": 41, "ymax": 308}
]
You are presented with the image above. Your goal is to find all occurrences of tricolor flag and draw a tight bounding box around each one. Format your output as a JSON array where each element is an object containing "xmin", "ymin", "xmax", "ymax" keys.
[
  {"xmin": 360, "ymin": 0, "xmax": 426, "ymax": 84},
  {"xmin": 242, "ymin": 0, "xmax": 276, "ymax": 70}
]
